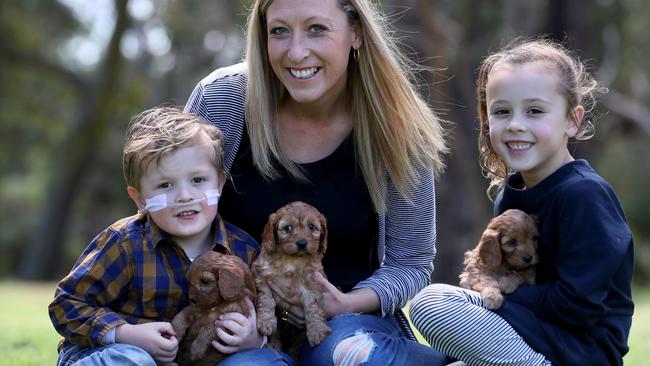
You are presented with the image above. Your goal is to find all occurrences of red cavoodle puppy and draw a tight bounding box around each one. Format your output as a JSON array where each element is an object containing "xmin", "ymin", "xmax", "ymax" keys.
[
  {"xmin": 252, "ymin": 201, "xmax": 331, "ymax": 359},
  {"xmin": 459, "ymin": 209, "xmax": 539, "ymax": 310},
  {"xmin": 172, "ymin": 251, "xmax": 257, "ymax": 366}
]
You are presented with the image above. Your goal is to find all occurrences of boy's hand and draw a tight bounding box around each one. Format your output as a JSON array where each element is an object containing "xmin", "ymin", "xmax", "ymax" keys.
[
  {"xmin": 212, "ymin": 297, "xmax": 265, "ymax": 353},
  {"xmin": 115, "ymin": 322, "xmax": 179, "ymax": 364}
]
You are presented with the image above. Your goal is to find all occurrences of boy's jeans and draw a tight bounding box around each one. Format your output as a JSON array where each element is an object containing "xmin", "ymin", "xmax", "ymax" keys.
[{"xmin": 57, "ymin": 343, "xmax": 155, "ymax": 366}]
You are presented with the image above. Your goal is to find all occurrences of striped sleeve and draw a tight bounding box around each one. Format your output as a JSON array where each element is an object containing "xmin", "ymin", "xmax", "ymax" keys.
[
  {"xmin": 184, "ymin": 63, "xmax": 248, "ymax": 173},
  {"xmin": 354, "ymin": 164, "xmax": 437, "ymax": 316}
]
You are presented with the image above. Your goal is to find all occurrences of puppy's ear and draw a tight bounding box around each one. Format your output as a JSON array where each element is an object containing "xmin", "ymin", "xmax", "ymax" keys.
[
  {"xmin": 218, "ymin": 266, "xmax": 245, "ymax": 301},
  {"xmin": 261, "ymin": 212, "xmax": 278, "ymax": 253},
  {"xmin": 477, "ymin": 228, "xmax": 502, "ymax": 269},
  {"xmin": 239, "ymin": 259, "xmax": 258, "ymax": 300},
  {"xmin": 318, "ymin": 213, "xmax": 328, "ymax": 254}
]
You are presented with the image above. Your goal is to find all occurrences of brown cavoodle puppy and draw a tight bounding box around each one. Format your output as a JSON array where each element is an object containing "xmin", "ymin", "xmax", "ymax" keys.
[
  {"xmin": 172, "ymin": 251, "xmax": 257, "ymax": 366},
  {"xmin": 252, "ymin": 201, "xmax": 331, "ymax": 358},
  {"xmin": 459, "ymin": 209, "xmax": 539, "ymax": 310}
]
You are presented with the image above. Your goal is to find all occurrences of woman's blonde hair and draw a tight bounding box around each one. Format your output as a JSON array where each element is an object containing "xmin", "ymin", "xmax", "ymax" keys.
[
  {"xmin": 245, "ymin": 0, "xmax": 447, "ymax": 212},
  {"xmin": 123, "ymin": 107, "xmax": 225, "ymax": 190},
  {"xmin": 476, "ymin": 38, "xmax": 606, "ymax": 199}
]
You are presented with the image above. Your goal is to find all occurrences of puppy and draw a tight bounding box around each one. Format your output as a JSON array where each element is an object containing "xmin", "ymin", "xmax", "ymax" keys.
[
  {"xmin": 459, "ymin": 209, "xmax": 538, "ymax": 310},
  {"xmin": 172, "ymin": 251, "xmax": 257, "ymax": 366},
  {"xmin": 252, "ymin": 201, "xmax": 331, "ymax": 358}
]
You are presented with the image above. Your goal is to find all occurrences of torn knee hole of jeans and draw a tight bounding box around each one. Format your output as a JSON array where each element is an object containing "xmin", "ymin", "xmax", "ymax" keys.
[{"xmin": 333, "ymin": 332, "xmax": 375, "ymax": 366}]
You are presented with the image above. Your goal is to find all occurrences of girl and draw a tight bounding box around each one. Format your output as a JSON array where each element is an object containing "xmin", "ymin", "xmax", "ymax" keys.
[{"xmin": 410, "ymin": 39, "xmax": 634, "ymax": 366}]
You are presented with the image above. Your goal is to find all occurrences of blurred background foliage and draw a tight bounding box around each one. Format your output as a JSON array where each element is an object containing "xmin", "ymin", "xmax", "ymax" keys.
[{"xmin": 0, "ymin": 0, "xmax": 648, "ymax": 286}]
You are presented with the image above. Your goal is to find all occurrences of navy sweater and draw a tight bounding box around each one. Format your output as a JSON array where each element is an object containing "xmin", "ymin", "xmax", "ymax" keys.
[{"xmin": 494, "ymin": 160, "xmax": 634, "ymax": 365}]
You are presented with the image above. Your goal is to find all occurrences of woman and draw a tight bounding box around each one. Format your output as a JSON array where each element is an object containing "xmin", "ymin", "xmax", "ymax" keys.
[{"xmin": 185, "ymin": 0, "xmax": 449, "ymax": 365}]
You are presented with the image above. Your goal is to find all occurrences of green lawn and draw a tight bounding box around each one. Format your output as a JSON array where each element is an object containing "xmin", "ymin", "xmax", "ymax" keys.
[
  {"xmin": 0, "ymin": 282, "xmax": 60, "ymax": 366},
  {"xmin": 0, "ymin": 281, "xmax": 648, "ymax": 366}
]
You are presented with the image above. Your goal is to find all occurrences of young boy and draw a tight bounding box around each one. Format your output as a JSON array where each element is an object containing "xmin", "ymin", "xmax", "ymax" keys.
[{"xmin": 49, "ymin": 107, "xmax": 261, "ymax": 365}]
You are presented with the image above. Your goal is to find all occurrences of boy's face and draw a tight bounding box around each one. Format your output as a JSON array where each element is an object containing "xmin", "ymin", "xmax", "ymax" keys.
[{"xmin": 128, "ymin": 142, "xmax": 224, "ymax": 247}]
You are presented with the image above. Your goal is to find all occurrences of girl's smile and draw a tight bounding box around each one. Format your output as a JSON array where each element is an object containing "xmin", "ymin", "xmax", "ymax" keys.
[{"xmin": 486, "ymin": 62, "xmax": 582, "ymax": 188}]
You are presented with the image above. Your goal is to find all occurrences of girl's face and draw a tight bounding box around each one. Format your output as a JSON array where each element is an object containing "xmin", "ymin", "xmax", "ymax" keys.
[
  {"xmin": 266, "ymin": 0, "xmax": 361, "ymax": 106},
  {"xmin": 486, "ymin": 62, "xmax": 583, "ymax": 188},
  {"xmin": 128, "ymin": 141, "xmax": 223, "ymax": 247}
]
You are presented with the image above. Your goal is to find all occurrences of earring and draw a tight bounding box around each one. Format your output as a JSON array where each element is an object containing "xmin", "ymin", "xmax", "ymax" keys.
[{"xmin": 353, "ymin": 47, "xmax": 359, "ymax": 62}]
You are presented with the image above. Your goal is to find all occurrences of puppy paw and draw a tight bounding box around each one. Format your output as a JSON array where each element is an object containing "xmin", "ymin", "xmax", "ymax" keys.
[
  {"xmin": 257, "ymin": 315, "xmax": 277, "ymax": 336},
  {"xmin": 481, "ymin": 287, "xmax": 504, "ymax": 310},
  {"xmin": 306, "ymin": 324, "xmax": 332, "ymax": 347}
]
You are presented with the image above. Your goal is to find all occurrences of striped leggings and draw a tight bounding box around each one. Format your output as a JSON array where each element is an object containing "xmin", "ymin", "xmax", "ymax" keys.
[{"xmin": 410, "ymin": 283, "xmax": 552, "ymax": 366}]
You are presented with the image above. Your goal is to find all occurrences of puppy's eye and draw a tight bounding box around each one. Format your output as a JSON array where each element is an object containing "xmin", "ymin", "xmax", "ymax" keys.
[
  {"xmin": 282, "ymin": 225, "xmax": 293, "ymax": 233},
  {"xmin": 506, "ymin": 239, "xmax": 517, "ymax": 247},
  {"xmin": 308, "ymin": 223, "xmax": 318, "ymax": 231},
  {"xmin": 200, "ymin": 277, "xmax": 210, "ymax": 285}
]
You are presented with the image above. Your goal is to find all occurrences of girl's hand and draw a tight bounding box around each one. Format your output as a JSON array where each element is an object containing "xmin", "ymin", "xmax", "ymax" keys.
[
  {"xmin": 212, "ymin": 297, "xmax": 265, "ymax": 353},
  {"xmin": 115, "ymin": 322, "xmax": 178, "ymax": 364}
]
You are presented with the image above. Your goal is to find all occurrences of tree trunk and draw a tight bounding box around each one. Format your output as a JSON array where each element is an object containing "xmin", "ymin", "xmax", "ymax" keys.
[
  {"xmin": 385, "ymin": 0, "xmax": 487, "ymax": 284},
  {"xmin": 17, "ymin": 0, "xmax": 131, "ymax": 280}
]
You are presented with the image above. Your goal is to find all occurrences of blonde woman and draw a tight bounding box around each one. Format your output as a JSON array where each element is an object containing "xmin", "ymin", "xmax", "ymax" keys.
[{"xmin": 185, "ymin": 0, "xmax": 450, "ymax": 365}]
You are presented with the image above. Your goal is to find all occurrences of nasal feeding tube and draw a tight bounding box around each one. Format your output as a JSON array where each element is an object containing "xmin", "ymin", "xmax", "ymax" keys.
[{"xmin": 143, "ymin": 189, "xmax": 220, "ymax": 213}]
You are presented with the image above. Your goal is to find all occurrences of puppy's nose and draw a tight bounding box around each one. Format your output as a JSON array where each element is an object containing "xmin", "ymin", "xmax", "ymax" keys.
[
  {"xmin": 523, "ymin": 256, "xmax": 533, "ymax": 264},
  {"xmin": 296, "ymin": 240, "xmax": 308, "ymax": 249},
  {"xmin": 189, "ymin": 297, "xmax": 198, "ymax": 304}
]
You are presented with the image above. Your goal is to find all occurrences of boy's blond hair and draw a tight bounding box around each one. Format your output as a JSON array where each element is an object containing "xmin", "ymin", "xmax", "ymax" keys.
[{"xmin": 123, "ymin": 106, "xmax": 225, "ymax": 189}]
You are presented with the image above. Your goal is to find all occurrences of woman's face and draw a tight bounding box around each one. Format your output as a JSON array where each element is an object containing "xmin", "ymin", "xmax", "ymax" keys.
[{"xmin": 265, "ymin": 0, "xmax": 361, "ymax": 106}]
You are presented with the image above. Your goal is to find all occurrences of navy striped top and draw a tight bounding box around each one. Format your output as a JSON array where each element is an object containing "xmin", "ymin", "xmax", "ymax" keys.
[{"xmin": 185, "ymin": 63, "xmax": 438, "ymax": 315}]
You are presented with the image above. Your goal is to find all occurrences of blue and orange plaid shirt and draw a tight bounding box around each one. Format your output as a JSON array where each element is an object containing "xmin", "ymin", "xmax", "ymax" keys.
[{"xmin": 48, "ymin": 212, "xmax": 260, "ymax": 350}]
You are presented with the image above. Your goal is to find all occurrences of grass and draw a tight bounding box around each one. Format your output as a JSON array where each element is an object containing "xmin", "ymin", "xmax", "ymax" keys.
[
  {"xmin": 0, "ymin": 281, "xmax": 648, "ymax": 366},
  {"xmin": 626, "ymin": 287, "xmax": 650, "ymax": 366},
  {"xmin": 0, "ymin": 281, "xmax": 60, "ymax": 366}
]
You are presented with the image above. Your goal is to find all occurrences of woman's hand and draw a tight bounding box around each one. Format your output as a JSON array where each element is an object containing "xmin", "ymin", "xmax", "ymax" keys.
[
  {"xmin": 267, "ymin": 280, "xmax": 306, "ymax": 328},
  {"xmin": 212, "ymin": 297, "xmax": 265, "ymax": 353},
  {"xmin": 312, "ymin": 271, "xmax": 350, "ymax": 318},
  {"xmin": 268, "ymin": 272, "xmax": 351, "ymax": 325},
  {"xmin": 313, "ymin": 272, "xmax": 381, "ymax": 316}
]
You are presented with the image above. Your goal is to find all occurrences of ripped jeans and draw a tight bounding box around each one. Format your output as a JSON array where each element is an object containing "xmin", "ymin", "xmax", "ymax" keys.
[{"xmin": 218, "ymin": 312, "xmax": 449, "ymax": 366}]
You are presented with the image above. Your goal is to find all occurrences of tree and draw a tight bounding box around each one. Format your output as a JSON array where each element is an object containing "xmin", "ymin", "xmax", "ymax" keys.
[{"xmin": 13, "ymin": 0, "xmax": 131, "ymax": 280}]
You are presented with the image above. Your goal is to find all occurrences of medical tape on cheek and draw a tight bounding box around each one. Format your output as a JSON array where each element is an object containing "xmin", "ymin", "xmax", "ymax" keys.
[
  {"xmin": 144, "ymin": 189, "xmax": 221, "ymax": 212},
  {"xmin": 204, "ymin": 189, "xmax": 220, "ymax": 206},
  {"xmin": 144, "ymin": 193, "xmax": 167, "ymax": 212}
]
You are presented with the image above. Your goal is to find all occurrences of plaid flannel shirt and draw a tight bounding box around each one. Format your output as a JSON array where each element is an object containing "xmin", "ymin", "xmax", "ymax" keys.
[{"xmin": 48, "ymin": 212, "xmax": 259, "ymax": 350}]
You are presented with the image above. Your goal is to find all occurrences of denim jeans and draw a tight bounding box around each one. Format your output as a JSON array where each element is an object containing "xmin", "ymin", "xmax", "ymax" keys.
[
  {"xmin": 56, "ymin": 343, "xmax": 156, "ymax": 366},
  {"xmin": 218, "ymin": 348, "xmax": 296, "ymax": 365},
  {"xmin": 220, "ymin": 313, "xmax": 449, "ymax": 366},
  {"xmin": 57, "ymin": 314, "xmax": 449, "ymax": 366}
]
